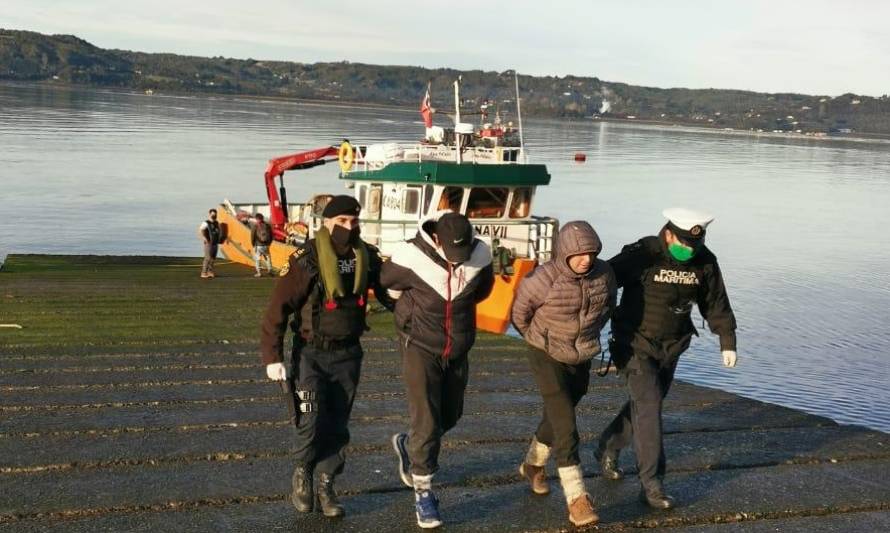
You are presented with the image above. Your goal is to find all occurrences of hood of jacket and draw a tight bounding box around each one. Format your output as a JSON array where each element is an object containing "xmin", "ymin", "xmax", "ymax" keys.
[{"xmin": 555, "ymin": 221, "xmax": 602, "ymax": 277}]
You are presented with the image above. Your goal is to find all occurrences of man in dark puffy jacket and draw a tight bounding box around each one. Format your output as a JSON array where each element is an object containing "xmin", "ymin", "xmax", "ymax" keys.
[
  {"xmin": 511, "ymin": 220, "xmax": 616, "ymax": 528},
  {"xmin": 596, "ymin": 208, "xmax": 737, "ymax": 511},
  {"xmin": 381, "ymin": 211, "xmax": 494, "ymax": 529}
]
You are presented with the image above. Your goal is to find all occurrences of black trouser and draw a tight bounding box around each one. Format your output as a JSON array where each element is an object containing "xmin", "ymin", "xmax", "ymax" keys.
[
  {"xmin": 286, "ymin": 342, "xmax": 363, "ymax": 476},
  {"xmin": 527, "ymin": 349, "xmax": 591, "ymax": 467},
  {"xmin": 599, "ymin": 347, "xmax": 679, "ymax": 489},
  {"xmin": 401, "ymin": 340, "xmax": 470, "ymax": 476}
]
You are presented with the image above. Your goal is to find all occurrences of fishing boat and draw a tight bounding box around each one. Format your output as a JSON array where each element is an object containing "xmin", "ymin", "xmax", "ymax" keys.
[{"xmin": 218, "ymin": 78, "xmax": 558, "ymax": 334}]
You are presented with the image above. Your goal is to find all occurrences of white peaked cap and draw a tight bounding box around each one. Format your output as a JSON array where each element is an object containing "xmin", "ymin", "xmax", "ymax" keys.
[{"xmin": 662, "ymin": 208, "xmax": 714, "ymax": 233}]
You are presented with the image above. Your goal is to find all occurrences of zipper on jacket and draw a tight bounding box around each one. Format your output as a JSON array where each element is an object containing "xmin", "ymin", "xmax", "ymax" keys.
[{"xmin": 443, "ymin": 262, "xmax": 453, "ymax": 360}]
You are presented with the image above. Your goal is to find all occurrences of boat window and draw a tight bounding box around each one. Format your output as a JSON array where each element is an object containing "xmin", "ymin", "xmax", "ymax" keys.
[
  {"xmin": 437, "ymin": 186, "xmax": 464, "ymax": 212},
  {"xmin": 402, "ymin": 188, "xmax": 421, "ymax": 215},
  {"xmin": 422, "ymin": 184, "xmax": 434, "ymax": 215},
  {"xmin": 509, "ymin": 187, "xmax": 532, "ymax": 218},
  {"xmin": 367, "ymin": 186, "xmax": 381, "ymax": 214},
  {"xmin": 466, "ymin": 187, "xmax": 508, "ymax": 219}
]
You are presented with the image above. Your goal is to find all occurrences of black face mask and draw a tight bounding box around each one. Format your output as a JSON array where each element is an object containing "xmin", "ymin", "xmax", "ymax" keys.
[{"xmin": 331, "ymin": 225, "xmax": 360, "ymax": 254}]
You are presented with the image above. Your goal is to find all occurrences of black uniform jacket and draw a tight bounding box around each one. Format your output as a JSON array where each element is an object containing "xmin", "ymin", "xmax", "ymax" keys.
[
  {"xmin": 608, "ymin": 233, "xmax": 736, "ymax": 365},
  {"xmin": 260, "ymin": 240, "xmax": 391, "ymax": 365}
]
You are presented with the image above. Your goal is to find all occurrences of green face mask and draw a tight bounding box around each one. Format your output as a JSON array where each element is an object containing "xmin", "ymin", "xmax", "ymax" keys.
[{"xmin": 668, "ymin": 242, "xmax": 695, "ymax": 262}]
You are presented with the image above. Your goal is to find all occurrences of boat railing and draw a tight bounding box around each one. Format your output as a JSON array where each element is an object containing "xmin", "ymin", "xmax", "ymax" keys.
[
  {"xmin": 304, "ymin": 213, "xmax": 557, "ymax": 262},
  {"xmin": 347, "ymin": 143, "xmax": 525, "ymax": 174}
]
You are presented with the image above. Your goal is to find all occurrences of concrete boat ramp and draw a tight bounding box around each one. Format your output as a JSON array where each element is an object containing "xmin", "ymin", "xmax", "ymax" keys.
[{"xmin": 1, "ymin": 255, "xmax": 888, "ymax": 531}]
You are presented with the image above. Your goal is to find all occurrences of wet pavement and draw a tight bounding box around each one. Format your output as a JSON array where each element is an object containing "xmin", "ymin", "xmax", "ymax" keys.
[{"xmin": 1, "ymin": 339, "xmax": 889, "ymax": 532}]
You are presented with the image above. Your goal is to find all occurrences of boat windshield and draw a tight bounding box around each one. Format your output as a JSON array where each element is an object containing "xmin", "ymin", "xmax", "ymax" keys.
[{"xmin": 466, "ymin": 187, "xmax": 508, "ymax": 219}]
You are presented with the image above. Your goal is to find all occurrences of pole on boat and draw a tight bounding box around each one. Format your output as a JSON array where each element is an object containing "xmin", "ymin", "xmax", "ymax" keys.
[
  {"xmin": 454, "ymin": 76, "xmax": 462, "ymax": 164},
  {"xmin": 515, "ymin": 71, "xmax": 526, "ymax": 163}
]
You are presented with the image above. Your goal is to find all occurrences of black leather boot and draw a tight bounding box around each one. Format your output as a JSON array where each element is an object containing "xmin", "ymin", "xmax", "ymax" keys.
[
  {"xmin": 291, "ymin": 465, "xmax": 314, "ymax": 513},
  {"xmin": 317, "ymin": 473, "xmax": 345, "ymax": 518},
  {"xmin": 594, "ymin": 447, "xmax": 624, "ymax": 481},
  {"xmin": 639, "ymin": 482, "xmax": 675, "ymax": 510}
]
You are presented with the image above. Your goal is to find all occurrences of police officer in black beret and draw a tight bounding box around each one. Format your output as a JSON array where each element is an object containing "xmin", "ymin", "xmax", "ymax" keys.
[
  {"xmin": 260, "ymin": 195, "xmax": 393, "ymax": 518},
  {"xmin": 595, "ymin": 208, "xmax": 738, "ymax": 510}
]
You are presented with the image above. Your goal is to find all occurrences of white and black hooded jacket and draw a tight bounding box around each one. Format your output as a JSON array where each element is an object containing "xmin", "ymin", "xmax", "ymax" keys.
[{"xmin": 380, "ymin": 212, "xmax": 495, "ymax": 359}]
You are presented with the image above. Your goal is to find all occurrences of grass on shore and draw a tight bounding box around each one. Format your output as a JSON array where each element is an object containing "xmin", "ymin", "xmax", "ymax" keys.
[{"xmin": 0, "ymin": 254, "xmax": 399, "ymax": 351}]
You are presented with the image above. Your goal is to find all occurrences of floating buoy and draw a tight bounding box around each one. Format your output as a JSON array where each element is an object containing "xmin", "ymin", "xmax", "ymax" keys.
[{"xmin": 574, "ymin": 152, "xmax": 587, "ymax": 162}]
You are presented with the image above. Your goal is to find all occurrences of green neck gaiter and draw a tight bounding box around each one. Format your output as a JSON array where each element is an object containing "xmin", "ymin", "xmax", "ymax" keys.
[
  {"xmin": 314, "ymin": 227, "xmax": 368, "ymax": 302},
  {"xmin": 668, "ymin": 242, "xmax": 695, "ymax": 262}
]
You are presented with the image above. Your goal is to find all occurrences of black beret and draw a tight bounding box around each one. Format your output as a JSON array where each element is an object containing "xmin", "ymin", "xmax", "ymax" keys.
[{"xmin": 322, "ymin": 195, "xmax": 361, "ymax": 218}]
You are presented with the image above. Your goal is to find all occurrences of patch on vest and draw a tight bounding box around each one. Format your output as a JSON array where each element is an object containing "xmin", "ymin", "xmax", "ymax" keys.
[
  {"xmin": 652, "ymin": 269, "xmax": 699, "ymax": 285},
  {"xmin": 279, "ymin": 248, "xmax": 308, "ymax": 277}
]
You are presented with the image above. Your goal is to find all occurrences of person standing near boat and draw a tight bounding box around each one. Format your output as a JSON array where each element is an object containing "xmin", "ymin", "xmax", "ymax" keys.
[
  {"xmin": 510, "ymin": 220, "xmax": 616, "ymax": 527},
  {"xmin": 251, "ymin": 213, "xmax": 274, "ymax": 277},
  {"xmin": 381, "ymin": 212, "xmax": 494, "ymax": 529},
  {"xmin": 260, "ymin": 195, "xmax": 393, "ymax": 518},
  {"xmin": 596, "ymin": 208, "xmax": 737, "ymax": 510},
  {"xmin": 198, "ymin": 208, "xmax": 225, "ymax": 278}
]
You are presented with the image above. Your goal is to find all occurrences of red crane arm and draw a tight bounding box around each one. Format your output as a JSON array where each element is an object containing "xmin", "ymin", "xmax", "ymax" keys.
[{"xmin": 263, "ymin": 146, "xmax": 339, "ymax": 231}]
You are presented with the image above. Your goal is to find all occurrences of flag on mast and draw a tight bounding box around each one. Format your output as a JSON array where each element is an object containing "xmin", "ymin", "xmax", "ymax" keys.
[{"xmin": 420, "ymin": 83, "xmax": 433, "ymax": 128}]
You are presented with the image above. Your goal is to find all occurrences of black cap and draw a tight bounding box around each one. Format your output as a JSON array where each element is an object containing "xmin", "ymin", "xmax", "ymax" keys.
[
  {"xmin": 322, "ymin": 195, "xmax": 361, "ymax": 218},
  {"xmin": 435, "ymin": 212, "xmax": 474, "ymax": 263},
  {"xmin": 666, "ymin": 221, "xmax": 705, "ymax": 244}
]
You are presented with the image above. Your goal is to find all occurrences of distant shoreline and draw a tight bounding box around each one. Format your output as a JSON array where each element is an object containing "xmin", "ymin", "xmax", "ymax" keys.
[{"xmin": 7, "ymin": 79, "xmax": 890, "ymax": 146}]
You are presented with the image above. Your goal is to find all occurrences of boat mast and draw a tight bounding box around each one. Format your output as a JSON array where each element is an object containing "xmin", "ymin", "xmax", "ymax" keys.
[
  {"xmin": 454, "ymin": 76, "xmax": 462, "ymax": 164},
  {"xmin": 515, "ymin": 71, "xmax": 526, "ymax": 163}
]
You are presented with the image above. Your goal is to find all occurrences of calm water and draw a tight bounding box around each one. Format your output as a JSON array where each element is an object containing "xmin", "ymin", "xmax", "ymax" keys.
[{"xmin": 2, "ymin": 82, "xmax": 889, "ymax": 433}]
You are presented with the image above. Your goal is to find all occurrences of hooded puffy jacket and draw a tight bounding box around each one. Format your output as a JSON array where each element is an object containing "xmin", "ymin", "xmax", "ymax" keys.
[
  {"xmin": 511, "ymin": 221, "xmax": 617, "ymax": 365},
  {"xmin": 380, "ymin": 213, "xmax": 495, "ymax": 359}
]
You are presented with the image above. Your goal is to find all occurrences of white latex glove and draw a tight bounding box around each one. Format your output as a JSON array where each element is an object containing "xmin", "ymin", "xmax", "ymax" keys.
[
  {"xmin": 266, "ymin": 362, "xmax": 288, "ymax": 381},
  {"xmin": 722, "ymin": 350, "xmax": 738, "ymax": 368}
]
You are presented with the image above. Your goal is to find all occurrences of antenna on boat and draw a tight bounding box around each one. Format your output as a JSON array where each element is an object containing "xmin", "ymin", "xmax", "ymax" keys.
[{"xmin": 515, "ymin": 71, "xmax": 526, "ymax": 163}]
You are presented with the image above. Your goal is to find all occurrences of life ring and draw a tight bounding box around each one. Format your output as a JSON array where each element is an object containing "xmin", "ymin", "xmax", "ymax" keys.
[{"xmin": 338, "ymin": 141, "xmax": 354, "ymax": 172}]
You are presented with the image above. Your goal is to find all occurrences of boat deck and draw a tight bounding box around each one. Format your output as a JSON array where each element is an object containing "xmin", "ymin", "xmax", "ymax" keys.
[{"xmin": 1, "ymin": 255, "xmax": 888, "ymax": 532}]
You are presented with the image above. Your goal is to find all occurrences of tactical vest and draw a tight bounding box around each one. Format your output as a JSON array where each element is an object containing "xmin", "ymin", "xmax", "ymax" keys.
[
  {"xmin": 297, "ymin": 246, "xmax": 368, "ymax": 344},
  {"xmin": 613, "ymin": 238, "xmax": 703, "ymax": 342},
  {"xmin": 205, "ymin": 220, "xmax": 222, "ymax": 244}
]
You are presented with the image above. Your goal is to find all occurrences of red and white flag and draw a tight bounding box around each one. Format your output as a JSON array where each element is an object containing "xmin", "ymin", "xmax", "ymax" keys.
[{"xmin": 420, "ymin": 84, "xmax": 433, "ymax": 127}]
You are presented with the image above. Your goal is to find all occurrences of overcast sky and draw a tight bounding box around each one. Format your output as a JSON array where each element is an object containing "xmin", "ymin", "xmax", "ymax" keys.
[{"xmin": 5, "ymin": 0, "xmax": 889, "ymax": 96}]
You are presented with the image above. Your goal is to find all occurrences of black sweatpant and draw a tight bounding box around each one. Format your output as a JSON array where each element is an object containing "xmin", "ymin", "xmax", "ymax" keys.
[
  {"xmin": 527, "ymin": 349, "xmax": 591, "ymax": 467},
  {"xmin": 287, "ymin": 343, "xmax": 363, "ymax": 476},
  {"xmin": 598, "ymin": 350, "xmax": 678, "ymax": 489},
  {"xmin": 401, "ymin": 341, "xmax": 469, "ymax": 476}
]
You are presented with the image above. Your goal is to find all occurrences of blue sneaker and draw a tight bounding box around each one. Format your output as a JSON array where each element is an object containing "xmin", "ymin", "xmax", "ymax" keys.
[
  {"xmin": 391, "ymin": 433, "xmax": 412, "ymax": 488},
  {"xmin": 414, "ymin": 490, "xmax": 443, "ymax": 529}
]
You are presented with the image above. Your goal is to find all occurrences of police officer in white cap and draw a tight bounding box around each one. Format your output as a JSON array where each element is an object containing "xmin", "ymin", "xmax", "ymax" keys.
[{"xmin": 595, "ymin": 208, "xmax": 737, "ymax": 510}]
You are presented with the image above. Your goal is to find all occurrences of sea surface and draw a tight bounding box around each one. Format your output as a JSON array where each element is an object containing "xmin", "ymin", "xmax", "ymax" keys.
[{"xmin": 2, "ymin": 82, "xmax": 889, "ymax": 433}]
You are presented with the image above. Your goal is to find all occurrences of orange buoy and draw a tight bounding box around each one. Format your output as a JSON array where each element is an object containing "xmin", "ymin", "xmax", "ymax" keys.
[{"xmin": 574, "ymin": 152, "xmax": 587, "ymax": 162}]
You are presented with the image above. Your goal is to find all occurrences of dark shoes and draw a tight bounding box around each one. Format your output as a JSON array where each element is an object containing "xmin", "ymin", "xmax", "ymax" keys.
[
  {"xmin": 291, "ymin": 466, "xmax": 314, "ymax": 513},
  {"xmin": 292, "ymin": 466, "xmax": 344, "ymax": 517},
  {"xmin": 317, "ymin": 473, "xmax": 345, "ymax": 518},
  {"xmin": 594, "ymin": 447, "xmax": 625, "ymax": 481},
  {"xmin": 639, "ymin": 484, "xmax": 675, "ymax": 510}
]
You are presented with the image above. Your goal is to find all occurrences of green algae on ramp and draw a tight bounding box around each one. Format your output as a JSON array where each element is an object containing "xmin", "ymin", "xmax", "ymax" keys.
[{"xmin": 0, "ymin": 254, "xmax": 405, "ymax": 350}]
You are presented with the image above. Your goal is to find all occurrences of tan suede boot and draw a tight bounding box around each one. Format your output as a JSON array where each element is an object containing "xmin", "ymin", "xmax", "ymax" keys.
[
  {"xmin": 519, "ymin": 462, "xmax": 550, "ymax": 495},
  {"xmin": 567, "ymin": 493, "xmax": 599, "ymax": 527},
  {"xmin": 519, "ymin": 437, "xmax": 551, "ymax": 495},
  {"xmin": 559, "ymin": 465, "xmax": 599, "ymax": 527}
]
